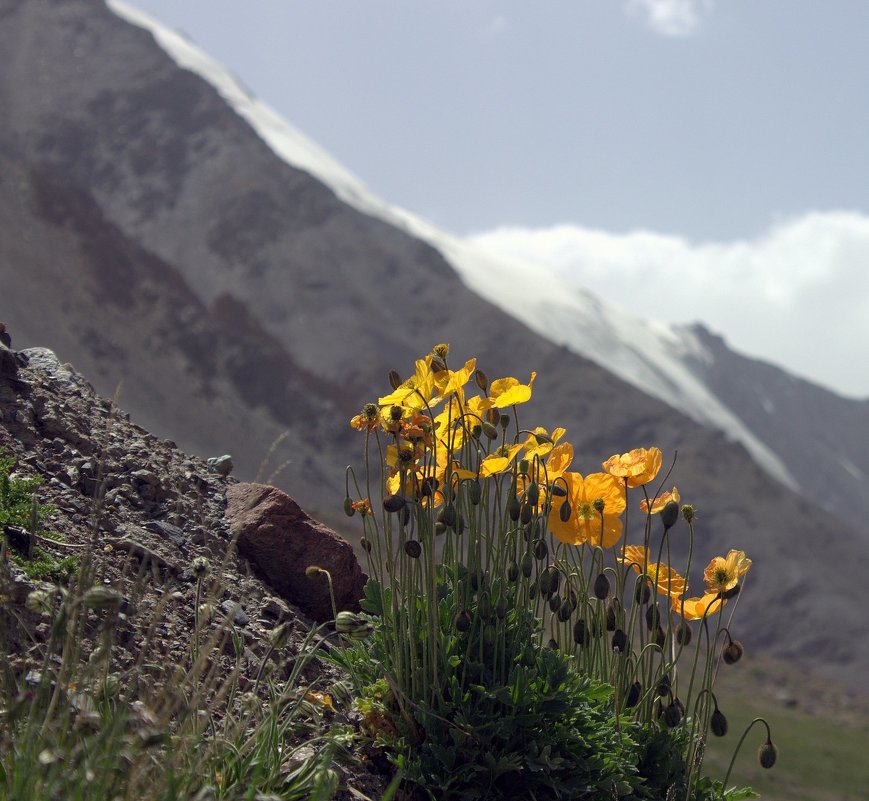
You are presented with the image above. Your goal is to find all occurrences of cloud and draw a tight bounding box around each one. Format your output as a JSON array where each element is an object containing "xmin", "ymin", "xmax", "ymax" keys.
[
  {"xmin": 625, "ymin": 0, "xmax": 714, "ymax": 37},
  {"xmin": 466, "ymin": 211, "xmax": 869, "ymax": 398}
]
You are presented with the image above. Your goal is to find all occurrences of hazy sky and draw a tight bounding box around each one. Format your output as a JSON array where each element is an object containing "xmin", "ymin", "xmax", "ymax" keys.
[{"xmin": 123, "ymin": 0, "xmax": 869, "ymax": 398}]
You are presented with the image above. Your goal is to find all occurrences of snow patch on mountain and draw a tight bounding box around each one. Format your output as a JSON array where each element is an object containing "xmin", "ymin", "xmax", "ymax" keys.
[{"xmin": 109, "ymin": 0, "xmax": 798, "ymax": 490}]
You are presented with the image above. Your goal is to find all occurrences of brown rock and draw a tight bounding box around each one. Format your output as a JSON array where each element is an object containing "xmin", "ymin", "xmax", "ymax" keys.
[
  {"xmin": 226, "ymin": 482, "xmax": 366, "ymax": 622},
  {"xmin": 0, "ymin": 342, "xmax": 17, "ymax": 379}
]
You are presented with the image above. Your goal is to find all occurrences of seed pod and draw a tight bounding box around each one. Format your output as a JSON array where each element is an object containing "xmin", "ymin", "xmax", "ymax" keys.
[
  {"xmin": 593, "ymin": 572, "xmax": 610, "ymax": 600},
  {"xmin": 388, "ymin": 369, "xmax": 402, "ymax": 389},
  {"xmin": 482, "ymin": 421, "xmax": 498, "ymax": 440},
  {"xmin": 389, "ymin": 405, "xmax": 403, "ymax": 421},
  {"xmin": 645, "ymin": 604, "xmax": 660, "ymax": 630},
  {"xmin": 559, "ymin": 499, "xmax": 572, "ymax": 522},
  {"xmin": 681, "ymin": 504, "xmax": 696, "ymax": 523},
  {"xmin": 664, "ymin": 699, "xmax": 684, "ymax": 728},
  {"xmin": 343, "ymin": 497, "xmax": 355, "ymax": 517},
  {"xmin": 557, "ymin": 597, "xmax": 573, "ymax": 622},
  {"xmin": 508, "ymin": 495, "xmax": 521, "ymax": 521},
  {"xmin": 675, "ymin": 621, "xmax": 692, "ymax": 645},
  {"xmin": 454, "ymin": 610, "xmax": 472, "ymax": 632},
  {"xmin": 612, "ymin": 629, "xmax": 627, "ymax": 653},
  {"xmin": 520, "ymin": 502, "xmax": 533, "ymax": 525},
  {"xmin": 661, "ymin": 500, "xmax": 680, "ymax": 529},
  {"xmin": 404, "ymin": 540, "xmax": 422, "ymax": 559},
  {"xmin": 573, "ymin": 619, "xmax": 590, "ymax": 647},
  {"xmin": 468, "ymin": 480, "xmax": 482, "ymax": 505},
  {"xmin": 83, "ymin": 586, "xmax": 125, "ymax": 611},
  {"xmin": 518, "ymin": 459, "xmax": 530, "ymax": 475},
  {"xmin": 710, "ymin": 707, "xmax": 728, "ymax": 737},
  {"xmin": 269, "ymin": 621, "xmax": 292, "ymax": 649},
  {"xmin": 383, "ymin": 494, "xmax": 406, "ymax": 513},
  {"xmin": 499, "ymin": 412, "xmax": 511, "ymax": 431},
  {"xmin": 335, "ymin": 611, "xmax": 374, "ymax": 640},
  {"xmin": 758, "ymin": 740, "xmax": 778, "ymax": 769},
  {"xmin": 474, "ymin": 369, "xmax": 489, "ymax": 391},
  {"xmin": 507, "ymin": 561, "xmax": 520, "ymax": 582},
  {"xmin": 532, "ymin": 538, "xmax": 548, "ymax": 561},
  {"xmin": 634, "ymin": 581, "xmax": 651, "ymax": 605},
  {"xmin": 625, "ymin": 681, "xmax": 642, "ymax": 708},
  {"xmin": 722, "ymin": 640, "xmax": 744, "ymax": 664},
  {"xmin": 521, "ymin": 551, "xmax": 534, "ymax": 578}
]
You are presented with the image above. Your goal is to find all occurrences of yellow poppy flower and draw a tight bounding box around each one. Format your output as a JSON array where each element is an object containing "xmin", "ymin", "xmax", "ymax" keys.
[
  {"xmin": 674, "ymin": 593, "xmax": 726, "ymax": 621},
  {"xmin": 602, "ymin": 447, "xmax": 663, "ymax": 488},
  {"xmin": 378, "ymin": 357, "xmax": 437, "ymax": 411},
  {"xmin": 489, "ymin": 372, "xmax": 537, "ymax": 408},
  {"xmin": 522, "ymin": 427, "xmax": 567, "ymax": 461},
  {"xmin": 479, "ymin": 443, "xmax": 523, "ymax": 477},
  {"xmin": 547, "ymin": 471, "xmax": 626, "ymax": 548},
  {"xmin": 433, "ymin": 357, "xmax": 476, "ymax": 403},
  {"xmin": 703, "ymin": 550, "xmax": 751, "ymax": 593},
  {"xmin": 617, "ymin": 545, "xmax": 686, "ymax": 598},
  {"xmin": 640, "ymin": 486, "xmax": 680, "ymax": 514}
]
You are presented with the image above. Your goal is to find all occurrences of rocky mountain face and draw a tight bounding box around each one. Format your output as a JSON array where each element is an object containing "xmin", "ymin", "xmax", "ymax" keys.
[{"xmin": 0, "ymin": 0, "xmax": 866, "ymax": 686}]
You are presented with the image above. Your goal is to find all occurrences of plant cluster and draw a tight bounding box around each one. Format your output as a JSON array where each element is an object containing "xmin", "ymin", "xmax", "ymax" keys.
[
  {"xmin": 340, "ymin": 345, "xmax": 774, "ymax": 800},
  {"xmin": 0, "ymin": 452, "xmax": 352, "ymax": 801}
]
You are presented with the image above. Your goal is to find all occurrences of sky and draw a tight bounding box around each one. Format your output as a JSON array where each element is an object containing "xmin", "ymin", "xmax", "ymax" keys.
[{"xmin": 124, "ymin": 0, "xmax": 869, "ymax": 398}]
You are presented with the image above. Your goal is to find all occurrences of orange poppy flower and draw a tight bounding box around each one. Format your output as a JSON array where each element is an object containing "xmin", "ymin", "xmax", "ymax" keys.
[
  {"xmin": 547, "ymin": 471, "xmax": 626, "ymax": 548},
  {"xmin": 602, "ymin": 447, "xmax": 663, "ymax": 488}
]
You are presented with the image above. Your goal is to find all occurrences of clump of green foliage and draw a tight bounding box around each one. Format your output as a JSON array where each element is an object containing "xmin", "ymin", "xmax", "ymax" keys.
[{"xmin": 0, "ymin": 450, "xmax": 76, "ymax": 581}]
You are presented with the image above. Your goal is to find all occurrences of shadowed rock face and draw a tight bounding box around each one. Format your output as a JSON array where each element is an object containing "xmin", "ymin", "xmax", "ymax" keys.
[
  {"xmin": 227, "ymin": 482, "xmax": 366, "ymax": 623},
  {"xmin": 0, "ymin": 0, "xmax": 867, "ymax": 687}
]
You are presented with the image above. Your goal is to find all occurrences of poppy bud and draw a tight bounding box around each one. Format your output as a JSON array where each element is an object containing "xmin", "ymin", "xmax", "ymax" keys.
[
  {"xmin": 653, "ymin": 625, "xmax": 666, "ymax": 647},
  {"xmin": 404, "ymin": 540, "xmax": 422, "ymax": 559},
  {"xmin": 657, "ymin": 674, "xmax": 671, "ymax": 697},
  {"xmin": 468, "ymin": 480, "xmax": 482, "ymax": 505},
  {"xmin": 557, "ymin": 597, "xmax": 573, "ymax": 622},
  {"xmin": 518, "ymin": 459, "xmax": 530, "ymax": 475},
  {"xmin": 83, "ymin": 586, "xmax": 125, "ymax": 611},
  {"xmin": 478, "ymin": 591, "xmax": 492, "ymax": 619},
  {"xmin": 401, "ymin": 505, "xmax": 411, "ymax": 527},
  {"xmin": 360, "ymin": 537, "xmax": 372, "ymax": 553},
  {"xmin": 521, "ymin": 551, "xmax": 534, "ymax": 578},
  {"xmin": 634, "ymin": 581, "xmax": 651, "ymax": 604},
  {"xmin": 495, "ymin": 594, "xmax": 508, "ymax": 619},
  {"xmin": 439, "ymin": 504, "xmax": 457, "ymax": 528},
  {"xmin": 661, "ymin": 500, "xmax": 680, "ymax": 529},
  {"xmin": 664, "ymin": 698, "xmax": 684, "ymax": 728},
  {"xmin": 559, "ymin": 499, "xmax": 572, "ymax": 522},
  {"xmin": 710, "ymin": 707, "xmax": 728, "ymax": 737},
  {"xmin": 383, "ymin": 494, "xmax": 406, "ymax": 513},
  {"xmin": 421, "ymin": 476, "xmax": 439, "ymax": 497},
  {"xmin": 532, "ymin": 538, "xmax": 548, "ymax": 561},
  {"xmin": 526, "ymin": 482, "xmax": 540, "ymax": 507},
  {"xmin": 758, "ymin": 740, "xmax": 778, "ymax": 769},
  {"xmin": 269, "ymin": 621, "xmax": 292, "ymax": 649},
  {"xmin": 645, "ymin": 604, "xmax": 660, "ymax": 630},
  {"xmin": 483, "ymin": 624, "xmax": 496, "ymax": 646},
  {"xmin": 593, "ymin": 572, "xmax": 610, "ymax": 600},
  {"xmin": 722, "ymin": 640, "xmax": 744, "ymax": 664},
  {"xmin": 430, "ymin": 354, "xmax": 447, "ymax": 373},
  {"xmin": 454, "ymin": 610, "xmax": 471, "ymax": 633},
  {"xmin": 592, "ymin": 497, "xmax": 605, "ymax": 514},
  {"xmin": 606, "ymin": 600, "xmax": 617, "ymax": 631},
  {"xmin": 388, "ymin": 370, "xmax": 402, "ymax": 389},
  {"xmin": 343, "ymin": 497, "xmax": 355, "ymax": 517},
  {"xmin": 335, "ymin": 611, "xmax": 374, "ymax": 640},
  {"xmin": 507, "ymin": 561, "xmax": 520, "ymax": 582},
  {"xmin": 550, "ymin": 483, "xmax": 567, "ymax": 497},
  {"xmin": 486, "ymin": 408, "xmax": 501, "ymax": 427},
  {"xmin": 500, "ymin": 412, "xmax": 511, "ymax": 431},
  {"xmin": 547, "ymin": 638, "xmax": 559, "ymax": 651},
  {"xmin": 675, "ymin": 621, "xmax": 693, "ymax": 645},
  {"xmin": 474, "ymin": 369, "xmax": 488, "ymax": 391},
  {"xmin": 549, "ymin": 593, "xmax": 561, "ymax": 612},
  {"xmin": 625, "ymin": 681, "xmax": 642, "ymax": 708},
  {"xmin": 681, "ymin": 504, "xmax": 696, "ymax": 523},
  {"xmin": 520, "ymin": 502, "xmax": 533, "ymax": 525},
  {"xmin": 191, "ymin": 556, "xmax": 210, "ymax": 579},
  {"xmin": 573, "ymin": 619, "xmax": 590, "ymax": 647},
  {"xmin": 612, "ymin": 629, "xmax": 627, "ymax": 653},
  {"xmin": 508, "ymin": 495, "xmax": 521, "ymax": 521},
  {"xmin": 482, "ymin": 422, "xmax": 498, "ymax": 440},
  {"xmin": 528, "ymin": 580, "xmax": 539, "ymax": 600}
]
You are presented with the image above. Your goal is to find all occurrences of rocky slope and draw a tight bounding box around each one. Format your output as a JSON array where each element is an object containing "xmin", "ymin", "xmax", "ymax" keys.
[{"xmin": 0, "ymin": 0, "xmax": 866, "ymax": 687}]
